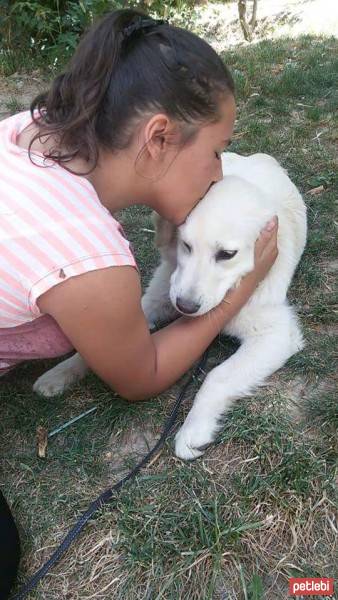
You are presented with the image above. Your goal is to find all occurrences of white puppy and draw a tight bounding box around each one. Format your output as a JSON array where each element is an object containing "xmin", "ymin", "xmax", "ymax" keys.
[
  {"xmin": 33, "ymin": 153, "xmax": 306, "ymax": 461},
  {"xmin": 141, "ymin": 152, "xmax": 307, "ymax": 459}
]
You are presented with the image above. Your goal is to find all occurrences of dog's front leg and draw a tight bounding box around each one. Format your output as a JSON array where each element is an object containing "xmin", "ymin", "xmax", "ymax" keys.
[
  {"xmin": 175, "ymin": 319, "xmax": 303, "ymax": 460},
  {"xmin": 142, "ymin": 261, "xmax": 178, "ymax": 329},
  {"xmin": 33, "ymin": 352, "xmax": 88, "ymax": 397},
  {"xmin": 174, "ymin": 362, "xmax": 236, "ymax": 460}
]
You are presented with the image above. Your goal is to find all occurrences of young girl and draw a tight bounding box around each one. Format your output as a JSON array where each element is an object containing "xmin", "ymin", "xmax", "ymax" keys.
[{"xmin": 0, "ymin": 8, "xmax": 278, "ymax": 399}]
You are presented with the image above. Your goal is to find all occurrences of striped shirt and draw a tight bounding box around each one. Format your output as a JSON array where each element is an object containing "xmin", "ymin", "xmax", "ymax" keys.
[{"xmin": 0, "ymin": 111, "xmax": 137, "ymax": 328}]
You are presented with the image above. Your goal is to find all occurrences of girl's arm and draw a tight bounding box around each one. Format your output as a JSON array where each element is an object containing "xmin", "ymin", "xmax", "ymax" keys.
[{"xmin": 38, "ymin": 222, "xmax": 277, "ymax": 401}]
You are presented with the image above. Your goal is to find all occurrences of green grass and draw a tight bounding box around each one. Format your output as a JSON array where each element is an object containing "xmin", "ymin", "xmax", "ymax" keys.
[
  {"xmin": 0, "ymin": 49, "xmax": 37, "ymax": 78},
  {"xmin": 1, "ymin": 34, "xmax": 337, "ymax": 600},
  {"xmin": 4, "ymin": 96, "xmax": 25, "ymax": 113}
]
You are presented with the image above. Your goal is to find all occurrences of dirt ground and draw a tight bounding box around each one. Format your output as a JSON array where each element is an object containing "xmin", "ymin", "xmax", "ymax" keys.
[
  {"xmin": 0, "ymin": 71, "xmax": 46, "ymax": 120},
  {"xmin": 195, "ymin": 0, "xmax": 338, "ymax": 52}
]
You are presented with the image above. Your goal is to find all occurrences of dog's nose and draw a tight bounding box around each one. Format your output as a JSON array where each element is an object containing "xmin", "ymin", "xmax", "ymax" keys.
[{"xmin": 176, "ymin": 297, "xmax": 200, "ymax": 314}]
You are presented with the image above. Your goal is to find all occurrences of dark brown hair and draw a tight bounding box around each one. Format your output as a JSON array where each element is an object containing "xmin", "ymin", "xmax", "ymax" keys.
[{"xmin": 30, "ymin": 8, "xmax": 235, "ymax": 174}]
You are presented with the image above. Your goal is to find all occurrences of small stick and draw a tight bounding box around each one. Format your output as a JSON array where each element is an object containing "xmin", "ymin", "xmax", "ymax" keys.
[
  {"xmin": 36, "ymin": 406, "xmax": 98, "ymax": 458},
  {"xmin": 48, "ymin": 406, "xmax": 98, "ymax": 438},
  {"xmin": 36, "ymin": 426, "xmax": 48, "ymax": 458}
]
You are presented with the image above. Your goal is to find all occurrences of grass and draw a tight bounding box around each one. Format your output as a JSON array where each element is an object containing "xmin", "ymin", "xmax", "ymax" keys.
[
  {"xmin": 0, "ymin": 34, "xmax": 337, "ymax": 600},
  {"xmin": 4, "ymin": 96, "xmax": 25, "ymax": 113},
  {"xmin": 0, "ymin": 49, "xmax": 39, "ymax": 78}
]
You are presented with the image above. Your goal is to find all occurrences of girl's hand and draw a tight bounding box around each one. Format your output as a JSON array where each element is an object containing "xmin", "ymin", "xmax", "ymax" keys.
[
  {"xmin": 250, "ymin": 215, "xmax": 279, "ymax": 286},
  {"xmin": 215, "ymin": 216, "xmax": 278, "ymax": 325}
]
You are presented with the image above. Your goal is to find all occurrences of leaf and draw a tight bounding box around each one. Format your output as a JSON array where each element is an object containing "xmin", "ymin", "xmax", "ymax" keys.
[{"xmin": 248, "ymin": 573, "xmax": 264, "ymax": 600}]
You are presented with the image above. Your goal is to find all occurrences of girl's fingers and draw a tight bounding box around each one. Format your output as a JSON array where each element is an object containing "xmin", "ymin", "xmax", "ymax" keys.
[
  {"xmin": 255, "ymin": 216, "xmax": 278, "ymax": 254},
  {"xmin": 262, "ymin": 215, "xmax": 278, "ymax": 232}
]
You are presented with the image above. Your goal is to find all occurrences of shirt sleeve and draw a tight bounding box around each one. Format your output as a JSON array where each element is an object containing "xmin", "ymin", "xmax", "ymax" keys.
[{"xmin": 25, "ymin": 219, "xmax": 138, "ymax": 317}]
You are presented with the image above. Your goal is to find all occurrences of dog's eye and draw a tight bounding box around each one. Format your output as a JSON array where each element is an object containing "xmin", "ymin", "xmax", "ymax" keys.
[
  {"xmin": 215, "ymin": 249, "xmax": 238, "ymax": 261},
  {"xmin": 182, "ymin": 241, "xmax": 192, "ymax": 253}
]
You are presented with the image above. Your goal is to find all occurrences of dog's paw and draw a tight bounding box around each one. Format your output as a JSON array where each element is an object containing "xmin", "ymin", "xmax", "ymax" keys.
[
  {"xmin": 33, "ymin": 355, "xmax": 88, "ymax": 397},
  {"xmin": 174, "ymin": 420, "xmax": 215, "ymax": 461},
  {"xmin": 33, "ymin": 362, "xmax": 82, "ymax": 397},
  {"xmin": 33, "ymin": 371, "xmax": 68, "ymax": 397}
]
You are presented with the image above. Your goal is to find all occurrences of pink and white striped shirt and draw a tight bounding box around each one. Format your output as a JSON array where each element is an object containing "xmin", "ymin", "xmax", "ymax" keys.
[{"xmin": 0, "ymin": 111, "xmax": 137, "ymax": 329}]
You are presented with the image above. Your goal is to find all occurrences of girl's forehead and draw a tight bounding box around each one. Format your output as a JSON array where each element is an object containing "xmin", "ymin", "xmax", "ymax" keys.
[
  {"xmin": 217, "ymin": 97, "xmax": 237, "ymax": 131},
  {"xmin": 201, "ymin": 96, "xmax": 236, "ymax": 137}
]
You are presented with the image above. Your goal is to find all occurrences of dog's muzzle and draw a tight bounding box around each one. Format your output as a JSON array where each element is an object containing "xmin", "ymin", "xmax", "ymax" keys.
[{"xmin": 175, "ymin": 296, "xmax": 201, "ymax": 315}]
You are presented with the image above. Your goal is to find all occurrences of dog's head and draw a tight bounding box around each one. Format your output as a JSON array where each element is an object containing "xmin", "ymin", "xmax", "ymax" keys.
[{"xmin": 155, "ymin": 176, "xmax": 274, "ymax": 317}]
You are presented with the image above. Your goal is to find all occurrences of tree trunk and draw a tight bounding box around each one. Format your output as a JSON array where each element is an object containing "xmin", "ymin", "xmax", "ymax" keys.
[{"xmin": 238, "ymin": 0, "xmax": 258, "ymax": 42}]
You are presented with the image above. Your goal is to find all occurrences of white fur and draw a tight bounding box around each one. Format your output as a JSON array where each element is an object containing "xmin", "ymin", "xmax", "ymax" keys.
[
  {"xmin": 33, "ymin": 352, "xmax": 88, "ymax": 397},
  {"xmin": 142, "ymin": 152, "xmax": 306, "ymax": 459},
  {"xmin": 33, "ymin": 153, "xmax": 306, "ymax": 462}
]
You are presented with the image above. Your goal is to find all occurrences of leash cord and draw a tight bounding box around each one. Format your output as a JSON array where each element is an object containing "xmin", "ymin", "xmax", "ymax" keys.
[{"xmin": 12, "ymin": 350, "xmax": 209, "ymax": 600}]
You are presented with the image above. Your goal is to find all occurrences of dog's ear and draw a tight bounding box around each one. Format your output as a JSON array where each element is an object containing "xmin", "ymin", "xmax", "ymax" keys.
[{"xmin": 152, "ymin": 212, "xmax": 177, "ymax": 249}]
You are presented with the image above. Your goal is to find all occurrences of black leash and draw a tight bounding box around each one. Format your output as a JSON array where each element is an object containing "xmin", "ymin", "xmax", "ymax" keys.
[{"xmin": 12, "ymin": 350, "xmax": 209, "ymax": 599}]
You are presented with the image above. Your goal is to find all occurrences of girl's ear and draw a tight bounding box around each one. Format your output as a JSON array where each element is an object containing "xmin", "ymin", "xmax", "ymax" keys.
[
  {"xmin": 143, "ymin": 113, "xmax": 179, "ymax": 161},
  {"xmin": 151, "ymin": 211, "xmax": 177, "ymax": 249}
]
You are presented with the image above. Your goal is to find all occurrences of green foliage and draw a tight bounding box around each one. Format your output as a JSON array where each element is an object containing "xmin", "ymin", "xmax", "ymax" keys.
[
  {"xmin": 0, "ymin": 0, "xmax": 122, "ymax": 65},
  {"xmin": 0, "ymin": 0, "xmax": 197, "ymax": 69}
]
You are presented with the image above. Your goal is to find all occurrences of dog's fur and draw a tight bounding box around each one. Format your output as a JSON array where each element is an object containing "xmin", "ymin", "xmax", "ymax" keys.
[{"xmin": 33, "ymin": 153, "xmax": 307, "ymax": 460}]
